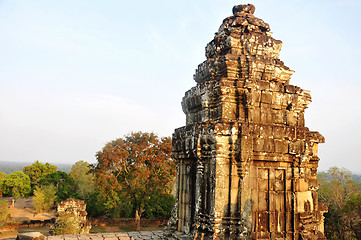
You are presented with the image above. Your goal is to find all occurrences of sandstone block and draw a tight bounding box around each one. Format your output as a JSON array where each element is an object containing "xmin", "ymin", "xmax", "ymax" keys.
[
  {"xmin": 274, "ymin": 139, "xmax": 288, "ymax": 153},
  {"xmin": 17, "ymin": 232, "xmax": 45, "ymax": 240},
  {"xmin": 289, "ymin": 140, "xmax": 305, "ymax": 155},
  {"xmin": 47, "ymin": 236, "xmax": 64, "ymax": 240},
  {"xmin": 273, "ymin": 109, "xmax": 285, "ymax": 124},
  {"xmin": 249, "ymin": 107, "xmax": 261, "ymax": 122}
]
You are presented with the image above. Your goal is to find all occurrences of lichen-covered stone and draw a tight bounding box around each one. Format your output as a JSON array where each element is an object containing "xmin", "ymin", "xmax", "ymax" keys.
[{"xmin": 165, "ymin": 4, "xmax": 326, "ymax": 240}]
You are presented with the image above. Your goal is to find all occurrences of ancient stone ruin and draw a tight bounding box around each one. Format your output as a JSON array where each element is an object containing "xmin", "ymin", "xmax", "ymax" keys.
[
  {"xmin": 165, "ymin": 4, "xmax": 327, "ymax": 240},
  {"xmin": 51, "ymin": 198, "xmax": 91, "ymax": 235}
]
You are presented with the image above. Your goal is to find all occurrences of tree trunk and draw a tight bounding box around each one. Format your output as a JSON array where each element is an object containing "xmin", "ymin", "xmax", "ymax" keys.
[{"xmin": 135, "ymin": 209, "xmax": 141, "ymax": 231}]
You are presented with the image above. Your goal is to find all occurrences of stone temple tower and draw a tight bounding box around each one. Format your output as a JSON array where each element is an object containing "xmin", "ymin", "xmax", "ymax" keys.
[{"xmin": 165, "ymin": 4, "xmax": 327, "ymax": 240}]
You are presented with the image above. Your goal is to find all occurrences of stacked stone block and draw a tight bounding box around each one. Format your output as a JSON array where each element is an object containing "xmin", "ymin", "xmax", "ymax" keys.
[{"xmin": 165, "ymin": 4, "xmax": 326, "ymax": 240}]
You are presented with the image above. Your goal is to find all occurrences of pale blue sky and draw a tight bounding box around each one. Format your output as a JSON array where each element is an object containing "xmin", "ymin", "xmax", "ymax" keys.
[{"xmin": 0, "ymin": 0, "xmax": 360, "ymax": 173}]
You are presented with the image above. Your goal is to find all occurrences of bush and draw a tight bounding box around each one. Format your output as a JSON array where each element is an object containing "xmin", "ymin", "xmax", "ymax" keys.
[
  {"xmin": 0, "ymin": 201, "xmax": 10, "ymax": 228},
  {"xmin": 51, "ymin": 199, "xmax": 91, "ymax": 235},
  {"xmin": 33, "ymin": 184, "xmax": 57, "ymax": 213},
  {"xmin": 52, "ymin": 211, "xmax": 82, "ymax": 235}
]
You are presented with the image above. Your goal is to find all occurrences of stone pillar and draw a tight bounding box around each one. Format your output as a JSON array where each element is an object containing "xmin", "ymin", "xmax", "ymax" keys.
[{"xmin": 165, "ymin": 3, "xmax": 327, "ymax": 240}]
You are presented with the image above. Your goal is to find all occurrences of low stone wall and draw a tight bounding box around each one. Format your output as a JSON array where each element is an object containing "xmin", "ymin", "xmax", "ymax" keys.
[
  {"xmin": 91, "ymin": 219, "xmax": 167, "ymax": 227},
  {"xmin": 2, "ymin": 220, "xmax": 53, "ymax": 230}
]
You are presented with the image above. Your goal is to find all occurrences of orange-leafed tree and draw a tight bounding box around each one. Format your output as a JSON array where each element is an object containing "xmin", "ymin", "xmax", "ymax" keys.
[{"xmin": 94, "ymin": 132, "xmax": 175, "ymax": 230}]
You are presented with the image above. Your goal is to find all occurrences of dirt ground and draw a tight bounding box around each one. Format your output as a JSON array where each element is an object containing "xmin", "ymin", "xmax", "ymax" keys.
[
  {"xmin": 0, "ymin": 198, "xmax": 163, "ymax": 239},
  {"xmin": 1, "ymin": 197, "xmax": 55, "ymax": 222},
  {"xmin": 0, "ymin": 197, "xmax": 55, "ymax": 239}
]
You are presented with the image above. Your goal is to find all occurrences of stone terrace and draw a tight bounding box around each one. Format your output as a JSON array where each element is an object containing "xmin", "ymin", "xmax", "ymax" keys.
[
  {"xmin": 48, "ymin": 232, "xmax": 164, "ymax": 240},
  {"xmin": 13, "ymin": 231, "xmax": 166, "ymax": 240}
]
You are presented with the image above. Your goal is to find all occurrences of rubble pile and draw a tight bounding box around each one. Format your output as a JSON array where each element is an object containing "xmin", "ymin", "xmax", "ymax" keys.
[{"xmin": 51, "ymin": 198, "xmax": 91, "ymax": 235}]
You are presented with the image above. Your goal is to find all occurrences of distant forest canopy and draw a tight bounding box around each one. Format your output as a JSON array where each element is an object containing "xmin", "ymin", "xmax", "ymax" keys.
[
  {"xmin": 352, "ymin": 174, "xmax": 361, "ymax": 183},
  {"xmin": 0, "ymin": 161, "xmax": 72, "ymax": 174},
  {"xmin": 318, "ymin": 169, "xmax": 361, "ymax": 184},
  {"xmin": 0, "ymin": 160, "xmax": 360, "ymax": 182}
]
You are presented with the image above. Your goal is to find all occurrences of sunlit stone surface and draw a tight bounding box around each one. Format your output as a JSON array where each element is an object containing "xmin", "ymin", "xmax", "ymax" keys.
[{"xmin": 165, "ymin": 4, "xmax": 327, "ymax": 240}]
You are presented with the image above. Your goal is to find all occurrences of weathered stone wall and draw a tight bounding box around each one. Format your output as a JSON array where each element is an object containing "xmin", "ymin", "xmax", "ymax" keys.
[{"xmin": 165, "ymin": 4, "xmax": 326, "ymax": 240}]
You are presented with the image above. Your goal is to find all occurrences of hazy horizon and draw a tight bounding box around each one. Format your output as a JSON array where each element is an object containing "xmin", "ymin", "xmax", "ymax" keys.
[
  {"xmin": 1, "ymin": 1, "xmax": 360, "ymax": 173},
  {"xmin": 0, "ymin": 160, "xmax": 360, "ymax": 175}
]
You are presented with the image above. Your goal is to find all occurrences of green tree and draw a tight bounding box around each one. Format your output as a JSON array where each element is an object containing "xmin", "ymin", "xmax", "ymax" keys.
[
  {"xmin": 345, "ymin": 193, "xmax": 361, "ymax": 238},
  {"xmin": 0, "ymin": 172, "xmax": 7, "ymax": 182},
  {"xmin": 318, "ymin": 167, "xmax": 361, "ymax": 240},
  {"xmin": 143, "ymin": 193, "xmax": 175, "ymax": 219},
  {"xmin": 84, "ymin": 191, "xmax": 107, "ymax": 218},
  {"xmin": 23, "ymin": 160, "xmax": 57, "ymax": 186},
  {"xmin": 69, "ymin": 161, "xmax": 95, "ymax": 199},
  {"xmin": 38, "ymin": 171, "xmax": 78, "ymax": 202},
  {"xmin": 0, "ymin": 171, "xmax": 31, "ymax": 198},
  {"xmin": 0, "ymin": 172, "xmax": 8, "ymax": 197},
  {"xmin": 33, "ymin": 184, "xmax": 57, "ymax": 213},
  {"xmin": 94, "ymin": 132, "xmax": 176, "ymax": 230}
]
